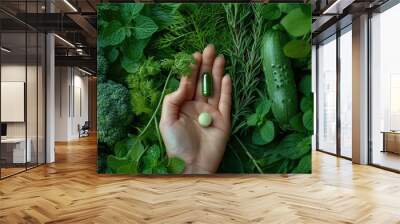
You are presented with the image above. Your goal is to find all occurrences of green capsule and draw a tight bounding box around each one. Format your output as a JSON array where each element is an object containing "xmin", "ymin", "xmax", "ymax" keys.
[{"xmin": 201, "ymin": 72, "xmax": 213, "ymax": 97}]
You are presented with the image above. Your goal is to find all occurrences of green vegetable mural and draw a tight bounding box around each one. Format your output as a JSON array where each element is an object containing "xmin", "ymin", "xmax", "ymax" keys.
[{"xmin": 97, "ymin": 3, "xmax": 313, "ymax": 174}]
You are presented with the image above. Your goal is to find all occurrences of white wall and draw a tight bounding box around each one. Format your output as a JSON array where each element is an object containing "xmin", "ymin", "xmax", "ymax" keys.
[{"xmin": 54, "ymin": 66, "xmax": 89, "ymax": 141}]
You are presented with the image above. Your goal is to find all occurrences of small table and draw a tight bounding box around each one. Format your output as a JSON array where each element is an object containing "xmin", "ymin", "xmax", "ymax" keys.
[
  {"xmin": 381, "ymin": 131, "xmax": 400, "ymax": 154},
  {"xmin": 1, "ymin": 138, "xmax": 32, "ymax": 164}
]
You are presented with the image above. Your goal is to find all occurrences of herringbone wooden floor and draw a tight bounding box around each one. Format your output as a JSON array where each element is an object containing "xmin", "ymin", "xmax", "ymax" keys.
[{"xmin": 1, "ymin": 135, "xmax": 400, "ymax": 224}]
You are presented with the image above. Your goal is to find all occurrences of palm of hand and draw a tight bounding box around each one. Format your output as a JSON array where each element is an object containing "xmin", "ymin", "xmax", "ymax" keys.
[
  {"xmin": 161, "ymin": 101, "xmax": 229, "ymax": 173},
  {"xmin": 159, "ymin": 44, "xmax": 232, "ymax": 174}
]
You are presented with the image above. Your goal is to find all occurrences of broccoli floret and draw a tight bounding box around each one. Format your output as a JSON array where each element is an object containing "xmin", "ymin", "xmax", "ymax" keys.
[
  {"xmin": 97, "ymin": 80, "xmax": 132, "ymax": 146},
  {"xmin": 97, "ymin": 54, "xmax": 108, "ymax": 83}
]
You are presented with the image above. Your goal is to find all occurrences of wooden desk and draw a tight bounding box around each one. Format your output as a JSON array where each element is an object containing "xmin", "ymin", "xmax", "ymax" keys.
[
  {"xmin": 382, "ymin": 131, "xmax": 400, "ymax": 154},
  {"xmin": 1, "ymin": 138, "xmax": 32, "ymax": 163}
]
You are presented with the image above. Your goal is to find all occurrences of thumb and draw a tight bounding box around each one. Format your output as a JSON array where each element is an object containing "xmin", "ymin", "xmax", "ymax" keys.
[{"xmin": 160, "ymin": 77, "xmax": 190, "ymax": 124}]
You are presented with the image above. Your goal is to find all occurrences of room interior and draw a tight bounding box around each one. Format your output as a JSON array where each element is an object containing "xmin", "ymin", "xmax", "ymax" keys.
[
  {"xmin": 0, "ymin": 0, "xmax": 399, "ymax": 223},
  {"xmin": 0, "ymin": 29, "xmax": 46, "ymax": 178}
]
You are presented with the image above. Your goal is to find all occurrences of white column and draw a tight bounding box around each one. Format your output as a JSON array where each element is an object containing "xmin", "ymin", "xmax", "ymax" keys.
[
  {"xmin": 45, "ymin": 1, "xmax": 56, "ymax": 163},
  {"xmin": 352, "ymin": 14, "xmax": 369, "ymax": 164}
]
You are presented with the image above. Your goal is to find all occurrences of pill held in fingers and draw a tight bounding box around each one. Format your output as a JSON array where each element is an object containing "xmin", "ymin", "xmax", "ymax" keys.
[
  {"xmin": 201, "ymin": 72, "xmax": 213, "ymax": 97},
  {"xmin": 198, "ymin": 112, "xmax": 213, "ymax": 127}
]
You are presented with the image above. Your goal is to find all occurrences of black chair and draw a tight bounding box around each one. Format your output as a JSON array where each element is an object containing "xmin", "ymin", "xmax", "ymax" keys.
[{"xmin": 79, "ymin": 121, "xmax": 90, "ymax": 138}]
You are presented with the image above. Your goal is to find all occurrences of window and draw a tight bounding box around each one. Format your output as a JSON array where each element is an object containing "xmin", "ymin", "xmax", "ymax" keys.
[
  {"xmin": 317, "ymin": 35, "xmax": 337, "ymax": 154},
  {"xmin": 339, "ymin": 27, "xmax": 352, "ymax": 158},
  {"xmin": 370, "ymin": 3, "xmax": 400, "ymax": 171}
]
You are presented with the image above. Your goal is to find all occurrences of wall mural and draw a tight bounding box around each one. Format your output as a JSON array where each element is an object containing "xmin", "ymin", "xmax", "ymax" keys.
[{"xmin": 97, "ymin": 3, "xmax": 313, "ymax": 174}]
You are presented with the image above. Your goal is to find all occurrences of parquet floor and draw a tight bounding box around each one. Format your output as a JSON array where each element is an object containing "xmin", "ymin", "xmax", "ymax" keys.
[{"xmin": 1, "ymin": 135, "xmax": 400, "ymax": 224}]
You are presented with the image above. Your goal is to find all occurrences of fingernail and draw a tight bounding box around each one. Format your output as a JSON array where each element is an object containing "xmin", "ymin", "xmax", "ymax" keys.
[
  {"xmin": 218, "ymin": 54, "xmax": 224, "ymax": 59},
  {"xmin": 207, "ymin": 43, "xmax": 215, "ymax": 48}
]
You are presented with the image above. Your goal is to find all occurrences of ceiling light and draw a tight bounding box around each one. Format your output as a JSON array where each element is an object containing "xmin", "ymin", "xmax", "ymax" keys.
[
  {"xmin": 54, "ymin": 34, "xmax": 75, "ymax": 48},
  {"xmin": 323, "ymin": 0, "xmax": 343, "ymax": 15},
  {"xmin": 63, "ymin": 0, "xmax": 78, "ymax": 12},
  {"xmin": 1, "ymin": 47, "xmax": 11, "ymax": 53},
  {"xmin": 78, "ymin": 67, "xmax": 93, "ymax": 76}
]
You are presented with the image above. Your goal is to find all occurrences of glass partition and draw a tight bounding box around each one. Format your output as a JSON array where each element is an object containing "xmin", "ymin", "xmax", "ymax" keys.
[
  {"xmin": 27, "ymin": 30, "xmax": 38, "ymax": 169},
  {"xmin": 317, "ymin": 35, "xmax": 337, "ymax": 154},
  {"xmin": 371, "ymin": 4, "xmax": 400, "ymax": 171},
  {"xmin": 1, "ymin": 30, "xmax": 28, "ymax": 177},
  {"xmin": 0, "ymin": 1, "xmax": 46, "ymax": 179},
  {"xmin": 38, "ymin": 32, "xmax": 45, "ymax": 165},
  {"xmin": 339, "ymin": 26, "xmax": 352, "ymax": 158}
]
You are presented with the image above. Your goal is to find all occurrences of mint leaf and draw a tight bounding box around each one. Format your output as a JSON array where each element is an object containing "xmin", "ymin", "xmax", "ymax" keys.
[
  {"xmin": 287, "ymin": 137, "xmax": 311, "ymax": 160},
  {"xmin": 277, "ymin": 134, "xmax": 305, "ymax": 159},
  {"xmin": 122, "ymin": 37, "xmax": 149, "ymax": 61},
  {"xmin": 256, "ymin": 99, "xmax": 272, "ymax": 117},
  {"xmin": 146, "ymin": 4, "xmax": 180, "ymax": 29},
  {"xmin": 278, "ymin": 3, "xmax": 302, "ymax": 13},
  {"xmin": 121, "ymin": 3, "xmax": 144, "ymax": 24},
  {"xmin": 153, "ymin": 166, "xmax": 168, "ymax": 174},
  {"xmin": 289, "ymin": 113, "xmax": 305, "ymax": 132},
  {"xmin": 116, "ymin": 163, "xmax": 137, "ymax": 174},
  {"xmin": 127, "ymin": 139, "xmax": 145, "ymax": 163},
  {"xmin": 142, "ymin": 145, "xmax": 161, "ymax": 170},
  {"xmin": 292, "ymin": 154, "xmax": 311, "ymax": 173},
  {"xmin": 283, "ymin": 40, "xmax": 311, "ymax": 59},
  {"xmin": 252, "ymin": 128, "xmax": 267, "ymax": 145},
  {"xmin": 167, "ymin": 157, "xmax": 185, "ymax": 174},
  {"xmin": 114, "ymin": 138, "xmax": 130, "ymax": 157},
  {"xmin": 260, "ymin": 120, "xmax": 275, "ymax": 144},
  {"xmin": 107, "ymin": 47, "xmax": 119, "ymax": 63},
  {"xmin": 300, "ymin": 95, "xmax": 313, "ymax": 112},
  {"xmin": 281, "ymin": 8, "xmax": 311, "ymax": 37},
  {"xmin": 261, "ymin": 4, "xmax": 281, "ymax": 20},
  {"xmin": 107, "ymin": 155, "xmax": 131, "ymax": 172},
  {"xmin": 246, "ymin": 113, "xmax": 259, "ymax": 127},
  {"xmin": 252, "ymin": 120, "xmax": 275, "ymax": 146},
  {"xmin": 100, "ymin": 20, "xmax": 127, "ymax": 46},
  {"xmin": 303, "ymin": 109, "xmax": 313, "ymax": 131},
  {"xmin": 121, "ymin": 56, "xmax": 140, "ymax": 73},
  {"xmin": 134, "ymin": 15, "xmax": 158, "ymax": 40},
  {"xmin": 299, "ymin": 75, "xmax": 312, "ymax": 96}
]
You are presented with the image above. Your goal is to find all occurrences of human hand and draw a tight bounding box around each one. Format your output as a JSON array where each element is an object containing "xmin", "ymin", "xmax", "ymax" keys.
[{"xmin": 159, "ymin": 44, "xmax": 232, "ymax": 174}]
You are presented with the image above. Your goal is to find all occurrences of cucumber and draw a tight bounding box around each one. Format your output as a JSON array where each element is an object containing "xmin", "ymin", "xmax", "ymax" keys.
[{"xmin": 261, "ymin": 29, "xmax": 298, "ymax": 128}]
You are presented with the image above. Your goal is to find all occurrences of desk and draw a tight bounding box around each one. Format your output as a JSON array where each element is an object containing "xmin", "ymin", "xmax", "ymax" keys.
[
  {"xmin": 1, "ymin": 138, "xmax": 31, "ymax": 163},
  {"xmin": 382, "ymin": 131, "xmax": 400, "ymax": 154}
]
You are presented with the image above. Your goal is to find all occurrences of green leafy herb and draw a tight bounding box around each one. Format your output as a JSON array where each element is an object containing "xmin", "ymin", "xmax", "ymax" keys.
[
  {"xmin": 133, "ymin": 15, "xmax": 158, "ymax": 39},
  {"xmin": 99, "ymin": 20, "xmax": 127, "ymax": 46},
  {"xmin": 299, "ymin": 75, "xmax": 312, "ymax": 96},
  {"xmin": 261, "ymin": 4, "xmax": 281, "ymax": 20},
  {"xmin": 289, "ymin": 113, "xmax": 305, "ymax": 132},
  {"xmin": 303, "ymin": 109, "xmax": 313, "ymax": 131},
  {"xmin": 260, "ymin": 120, "xmax": 275, "ymax": 143},
  {"xmin": 283, "ymin": 40, "xmax": 311, "ymax": 58},
  {"xmin": 300, "ymin": 95, "xmax": 313, "ymax": 113},
  {"xmin": 121, "ymin": 3, "xmax": 144, "ymax": 24},
  {"xmin": 167, "ymin": 157, "xmax": 185, "ymax": 174},
  {"xmin": 280, "ymin": 8, "xmax": 311, "ymax": 37}
]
